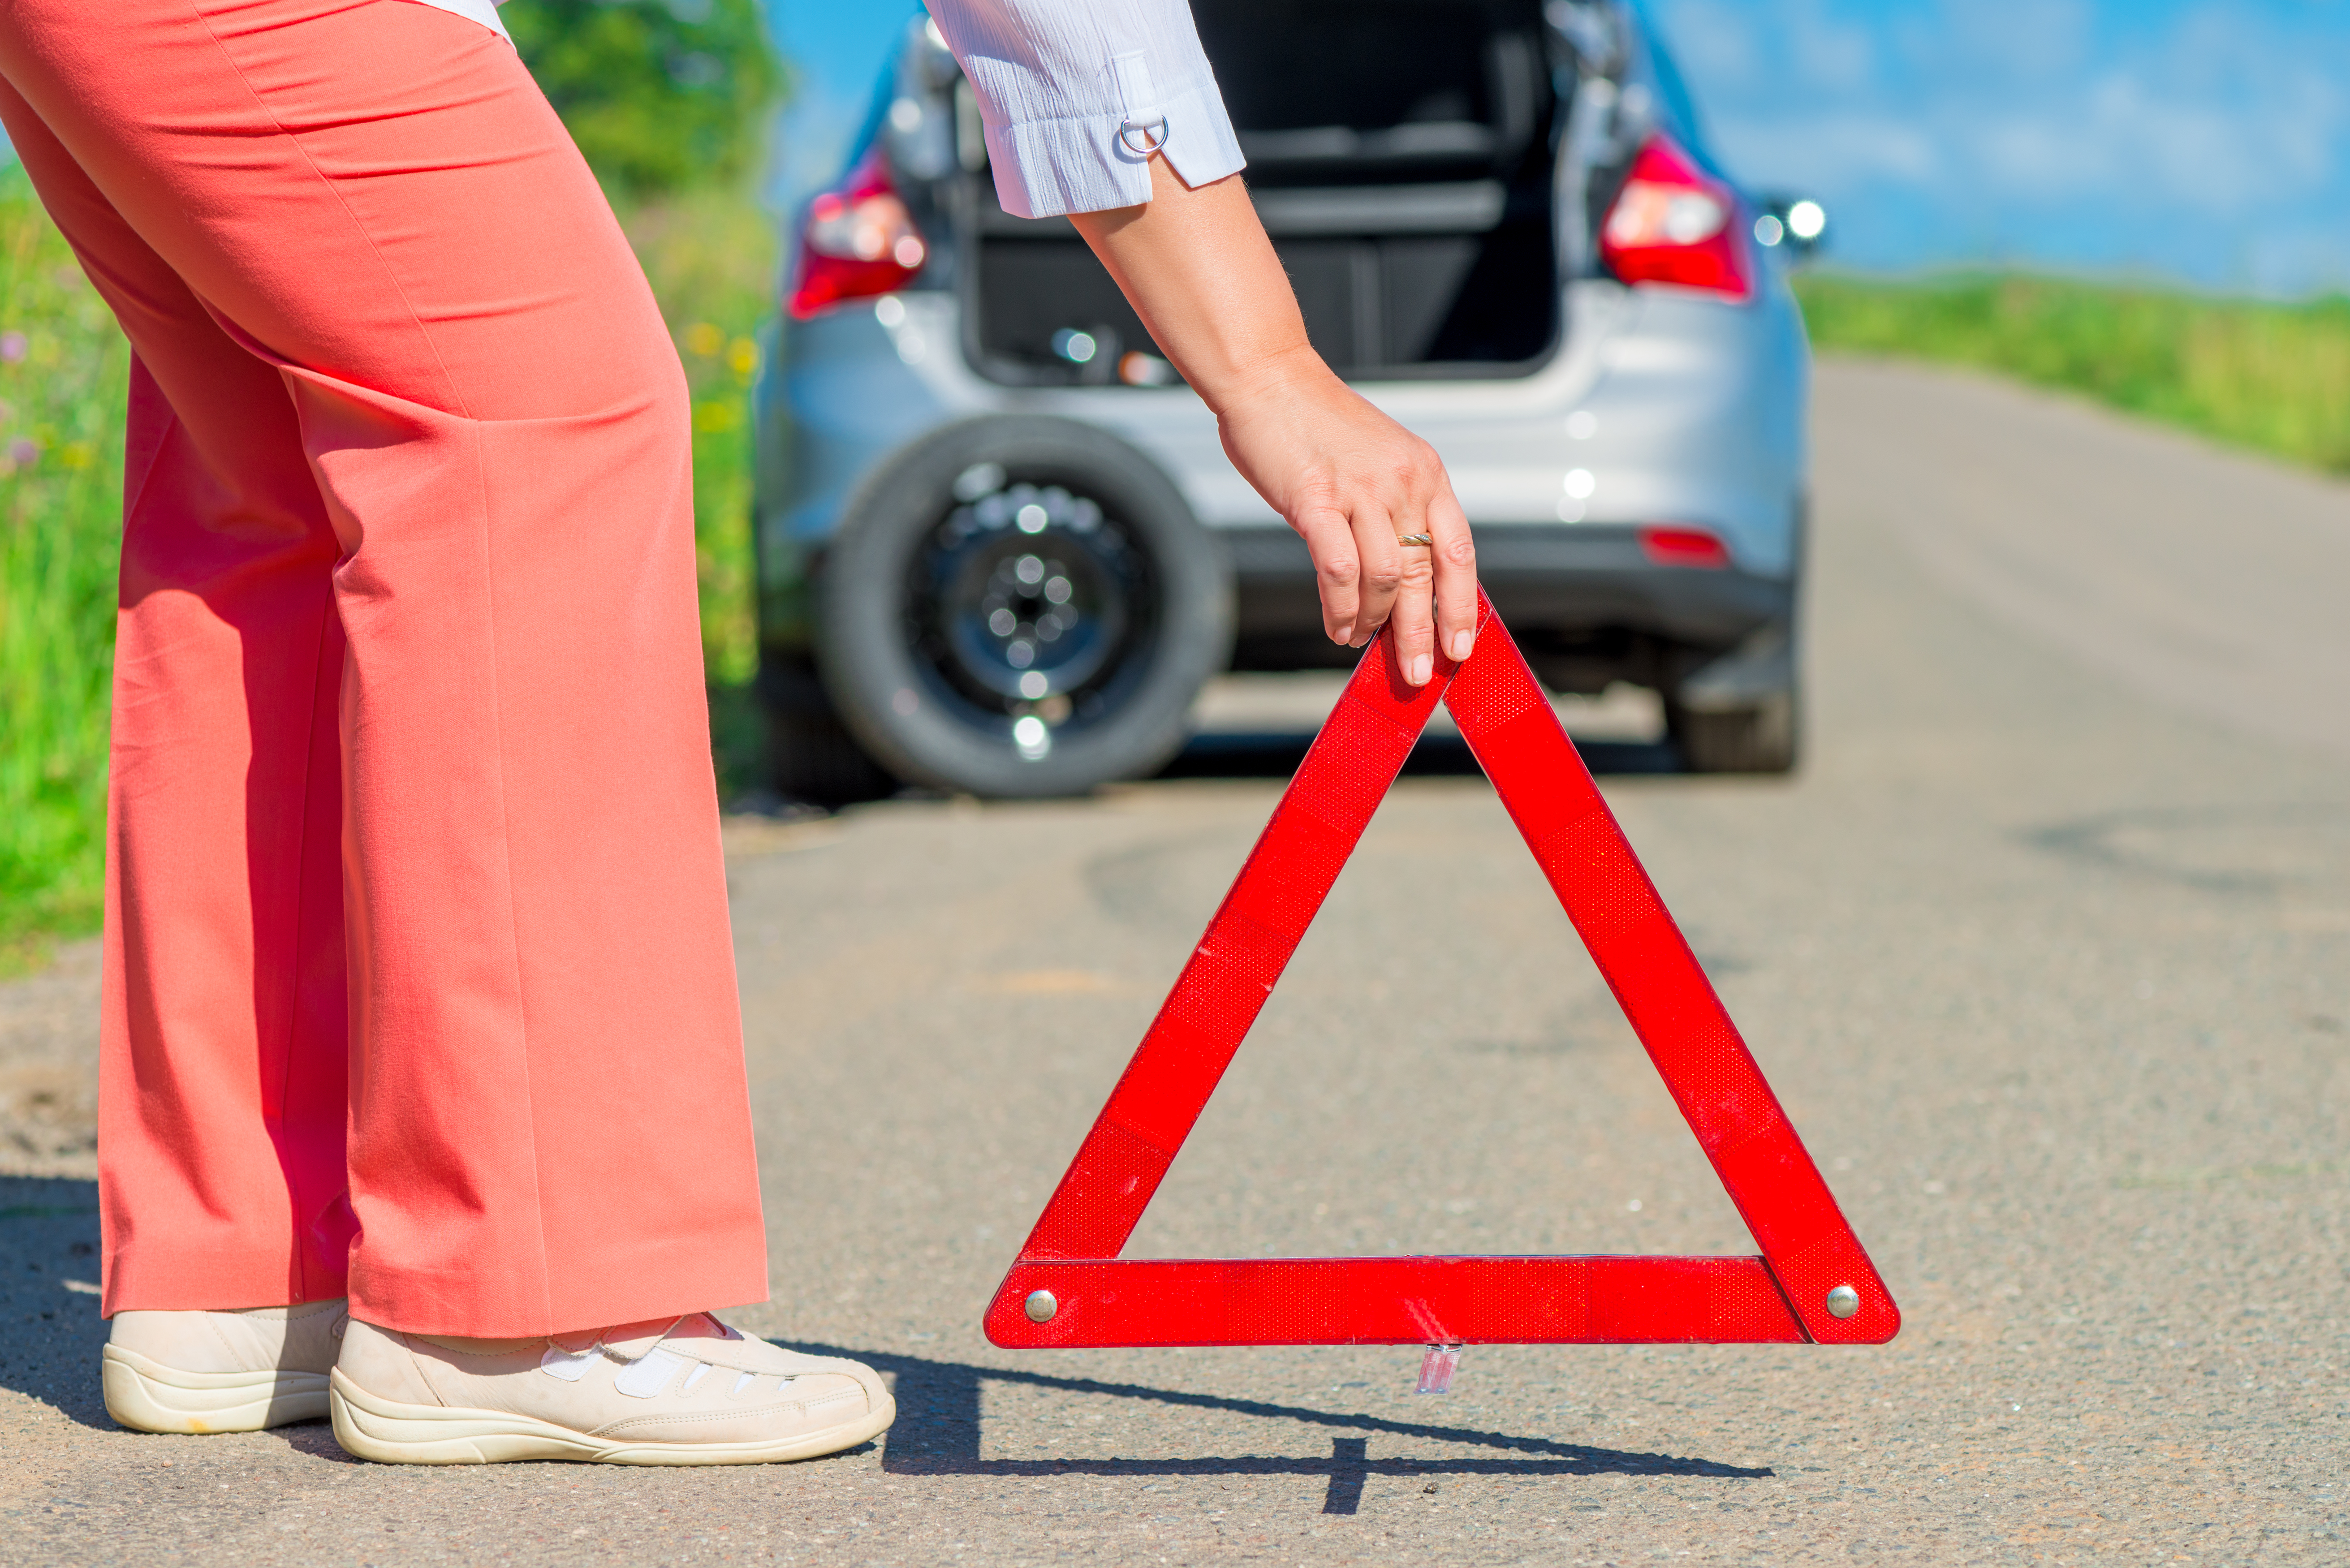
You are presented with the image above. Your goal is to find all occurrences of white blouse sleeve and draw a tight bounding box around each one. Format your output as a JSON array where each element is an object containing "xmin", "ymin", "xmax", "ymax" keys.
[
  {"xmin": 404, "ymin": 0, "xmax": 511, "ymax": 41},
  {"xmin": 921, "ymin": 0, "xmax": 1247, "ymax": 220}
]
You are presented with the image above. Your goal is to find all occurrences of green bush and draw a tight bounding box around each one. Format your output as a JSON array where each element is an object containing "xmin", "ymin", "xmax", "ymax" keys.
[
  {"xmin": 1796, "ymin": 273, "xmax": 2350, "ymax": 476},
  {"xmin": 504, "ymin": 0, "xmax": 782, "ymax": 198}
]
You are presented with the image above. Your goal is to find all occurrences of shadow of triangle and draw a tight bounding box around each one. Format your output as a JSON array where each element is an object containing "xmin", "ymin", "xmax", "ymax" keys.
[{"xmin": 780, "ymin": 1340, "xmax": 1772, "ymax": 1485}]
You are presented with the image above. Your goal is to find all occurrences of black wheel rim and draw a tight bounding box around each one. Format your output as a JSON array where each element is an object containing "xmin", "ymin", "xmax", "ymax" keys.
[{"xmin": 903, "ymin": 474, "xmax": 1161, "ymax": 759}]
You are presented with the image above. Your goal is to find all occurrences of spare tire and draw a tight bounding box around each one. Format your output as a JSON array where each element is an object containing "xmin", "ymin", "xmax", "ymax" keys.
[{"xmin": 817, "ymin": 416, "xmax": 1233, "ymax": 797}]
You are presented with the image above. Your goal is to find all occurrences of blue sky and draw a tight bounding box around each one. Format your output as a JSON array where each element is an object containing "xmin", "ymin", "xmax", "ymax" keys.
[
  {"xmin": 768, "ymin": 2, "xmax": 923, "ymax": 209},
  {"xmin": 1640, "ymin": 0, "xmax": 2350, "ymax": 295},
  {"xmin": 770, "ymin": 0, "xmax": 2350, "ymax": 297}
]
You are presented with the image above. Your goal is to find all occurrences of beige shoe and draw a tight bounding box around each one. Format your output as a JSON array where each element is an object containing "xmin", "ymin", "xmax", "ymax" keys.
[
  {"xmin": 102, "ymin": 1300, "xmax": 349, "ymax": 1434},
  {"xmin": 328, "ymin": 1313, "xmax": 894, "ymax": 1465}
]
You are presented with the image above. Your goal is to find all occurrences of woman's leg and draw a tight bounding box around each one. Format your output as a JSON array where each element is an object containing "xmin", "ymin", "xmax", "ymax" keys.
[
  {"xmin": 0, "ymin": 0, "xmax": 767, "ymax": 1336},
  {"xmin": 0, "ymin": 77, "xmax": 357, "ymax": 1316}
]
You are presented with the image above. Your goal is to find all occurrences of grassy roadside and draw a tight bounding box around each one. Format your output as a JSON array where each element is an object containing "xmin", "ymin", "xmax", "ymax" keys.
[
  {"xmin": 0, "ymin": 168, "xmax": 129, "ymax": 978},
  {"xmin": 617, "ymin": 183, "xmax": 776, "ymax": 690},
  {"xmin": 0, "ymin": 168, "xmax": 779, "ymax": 974},
  {"xmin": 615, "ymin": 185, "xmax": 780, "ymax": 799},
  {"xmin": 1795, "ymin": 272, "xmax": 2350, "ymax": 477}
]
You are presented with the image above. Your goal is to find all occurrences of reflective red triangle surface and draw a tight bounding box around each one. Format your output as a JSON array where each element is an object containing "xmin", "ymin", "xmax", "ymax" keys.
[{"xmin": 987, "ymin": 594, "xmax": 1897, "ymax": 1348}]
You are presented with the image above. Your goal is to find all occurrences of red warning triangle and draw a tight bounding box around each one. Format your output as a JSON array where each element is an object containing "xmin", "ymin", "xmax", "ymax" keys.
[{"xmin": 986, "ymin": 594, "xmax": 1897, "ymax": 1349}]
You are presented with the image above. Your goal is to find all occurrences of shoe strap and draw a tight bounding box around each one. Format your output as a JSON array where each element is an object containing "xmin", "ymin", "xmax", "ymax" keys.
[{"xmin": 551, "ymin": 1313, "xmax": 694, "ymax": 1366}]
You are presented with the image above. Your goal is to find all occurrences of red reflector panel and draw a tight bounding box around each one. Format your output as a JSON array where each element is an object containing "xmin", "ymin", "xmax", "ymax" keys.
[
  {"xmin": 1600, "ymin": 134, "xmax": 1753, "ymax": 302},
  {"xmin": 981, "ymin": 595, "xmax": 1902, "ymax": 1352},
  {"xmin": 787, "ymin": 153, "xmax": 927, "ymax": 320},
  {"xmin": 1639, "ymin": 526, "xmax": 1731, "ymax": 569}
]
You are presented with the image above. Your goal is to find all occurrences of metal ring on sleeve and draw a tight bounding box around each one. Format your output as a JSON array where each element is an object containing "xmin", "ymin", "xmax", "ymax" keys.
[{"xmin": 1117, "ymin": 116, "xmax": 1169, "ymax": 156}]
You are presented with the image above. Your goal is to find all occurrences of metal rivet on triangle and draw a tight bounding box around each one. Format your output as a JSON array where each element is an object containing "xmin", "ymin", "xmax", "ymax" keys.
[
  {"xmin": 1825, "ymin": 1285, "xmax": 1860, "ymax": 1318},
  {"xmin": 1024, "ymin": 1290, "xmax": 1058, "ymax": 1322}
]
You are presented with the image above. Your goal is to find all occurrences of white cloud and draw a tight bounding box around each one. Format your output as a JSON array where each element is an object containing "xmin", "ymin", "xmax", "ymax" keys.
[
  {"xmin": 1704, "ymin": 111, "xmax": 1943, "ymax": 188},
  {"xmin": 1955, "ymin": 56, "xmax": 2345, "ymax": 215},
  {"xmin": 1908, "ymin": 0, "xmax": 2096, "ymax": 85},
  {"xmin": 1776, "ymin": 0, "xmax": 1880, "ymax": 93},
  {"xmin": 1658, "ymin": 0, "xmax": 1876, "ymax": 92},
  {"xmin": 1657, "ymin": 0, "xmax": 1765, "ymax": 88}
]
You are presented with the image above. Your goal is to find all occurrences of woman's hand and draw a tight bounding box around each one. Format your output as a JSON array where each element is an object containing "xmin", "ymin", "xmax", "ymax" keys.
[
  {"xmin": 1070, "ymin": 159, "xmax": 1477, "ymax": 683},
  {"xmin": 1212, "ymin": 348, "xmax": 1477, "ymax": 681}
]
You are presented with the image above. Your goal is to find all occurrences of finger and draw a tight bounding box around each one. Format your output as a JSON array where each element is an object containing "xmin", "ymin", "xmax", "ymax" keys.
[
  {"xmin": 1350, "ymin": 504, "xmax": 1404, "ymax": 648},
  {"xmin": 1426, "ymin": 484, "xmax": 1478, "ymax": 666},
  {"xmin": 1294, "ymin": 503, "xmax": 1362, "ymax": 645},
  {"xmin": 1386, "ymin": 521, "xmax": 1439, "ymax": 686}
]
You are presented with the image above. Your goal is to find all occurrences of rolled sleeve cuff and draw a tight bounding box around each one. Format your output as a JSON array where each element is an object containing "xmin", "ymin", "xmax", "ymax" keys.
[{"xmin": 984, "ymin": 78, "xmax": 1246, "ymax": 220}]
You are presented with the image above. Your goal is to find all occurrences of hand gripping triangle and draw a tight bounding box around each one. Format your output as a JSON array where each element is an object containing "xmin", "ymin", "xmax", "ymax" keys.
[{"xmin": 986, "ymin": 594, "xmax": 1897, "ymax": 1349}]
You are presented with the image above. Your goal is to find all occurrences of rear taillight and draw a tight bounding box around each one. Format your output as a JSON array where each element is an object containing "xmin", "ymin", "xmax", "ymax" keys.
[
  {"xmin": 1639, "ymin": 526, "xmax": 1731, "ymax": 569},
  {"xmin": 787, "ymin": 153, "xmax": 928, "ymax": 320},
  {"xmin": 1600, "ymin": 134, "xmax": 1752, "ymax": 302}
]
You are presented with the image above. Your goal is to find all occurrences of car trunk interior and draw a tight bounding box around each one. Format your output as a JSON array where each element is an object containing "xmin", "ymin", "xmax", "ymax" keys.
[{"xmin": 962, "ymin": 0, "xmax": 1563, "ymax": 384}]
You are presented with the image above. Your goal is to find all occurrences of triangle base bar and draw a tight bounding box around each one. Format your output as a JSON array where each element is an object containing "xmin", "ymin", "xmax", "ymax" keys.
[{"xmin": 989, "ymin": 1256, "xmax": 1807, "ymax": 1347}]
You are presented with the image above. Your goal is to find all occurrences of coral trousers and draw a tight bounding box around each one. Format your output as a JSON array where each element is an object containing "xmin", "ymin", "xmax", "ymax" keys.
[{"xmin": 0, "ymin": 0, "xmax": 769, "ymax": 1334}]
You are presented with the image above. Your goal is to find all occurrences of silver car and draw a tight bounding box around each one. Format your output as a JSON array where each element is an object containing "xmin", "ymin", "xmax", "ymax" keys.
[{"xmin": 755, "ymin": 0, "xmax": 1813, "ymax": 799}]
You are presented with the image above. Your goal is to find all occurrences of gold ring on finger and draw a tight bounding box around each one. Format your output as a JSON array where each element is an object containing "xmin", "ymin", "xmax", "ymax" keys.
[{"xmin": 1396, "ymin": 532, "xmax": 1433, "ymax": 547}]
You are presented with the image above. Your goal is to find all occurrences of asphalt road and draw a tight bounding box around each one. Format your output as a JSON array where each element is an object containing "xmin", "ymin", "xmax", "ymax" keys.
[{"xmin": 3, "ymin": 358, "xmax": 2346, "ymax": 1563}]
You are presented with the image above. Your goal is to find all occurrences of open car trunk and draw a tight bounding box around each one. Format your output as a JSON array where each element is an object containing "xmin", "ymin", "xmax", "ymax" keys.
[{"xmin": 964, "ymin": 0, "xmax": 1564, "ymax": 384}]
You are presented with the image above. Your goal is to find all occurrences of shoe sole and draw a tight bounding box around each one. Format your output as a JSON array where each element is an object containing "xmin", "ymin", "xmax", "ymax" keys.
[
  {"xmin": 101, "ymin": 1344, "xmax": 331, "ymax": 1434},
  {"xmin": 327, "ymin": 1370, "xmax": 897, "ymax": 1466}
]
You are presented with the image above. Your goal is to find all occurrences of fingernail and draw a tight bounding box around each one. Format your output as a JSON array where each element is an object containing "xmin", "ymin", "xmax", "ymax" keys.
[
  {"xmin": 1449, "ymin": 630, "xmax": 1473, "ymax": 662},
  {"xmin": 1333, "ymin": 623, "xmax": 1352, "ymax": 645},
  {"xmin": 1409, "ymin": 654, "xmax": 1432, "ymax": 685}
]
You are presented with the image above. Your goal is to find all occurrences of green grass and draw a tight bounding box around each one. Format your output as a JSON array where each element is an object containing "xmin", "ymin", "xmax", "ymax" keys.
[
  {"xmin": 0, "ymin": 168, "xmax": 780, "ymax": 968},
  {"xmin": 1795, "ymin": 271, "xmax": 2350, "ymax": 476},
  {"xmin": 0, "ymin": 166, "xmax": 129, "ymax": 976}
]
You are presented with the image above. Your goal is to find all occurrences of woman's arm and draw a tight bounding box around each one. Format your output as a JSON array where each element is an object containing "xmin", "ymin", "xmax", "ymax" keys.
[
  {"xmin": 921, "ymin": 0, "xmax": 1477, "ymax": 680},
  {"xmin": 1071, "ymin": 158, "xmax": 1479, "ymax": 683}
]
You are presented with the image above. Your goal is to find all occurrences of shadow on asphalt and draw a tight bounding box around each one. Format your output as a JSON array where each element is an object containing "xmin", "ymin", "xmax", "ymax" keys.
[
  {"xmin": 0, "ymin": 1223, "xmax": 1772, "ymax": 1511},
  {"xmin": 2017, "ymin": 801, "xmax": 2350, "ymax": 895},
  {"xmin": 786, "ymin": 1341, "xmax": 1769, "ymax": 1513},
  {"xmin": 0, "ymin": 1176, "xmax": 111, "ymax": 1430},
  {"xmin": 1158, "ymin": 732, "xmax": 1683, "ymax": 782}
]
